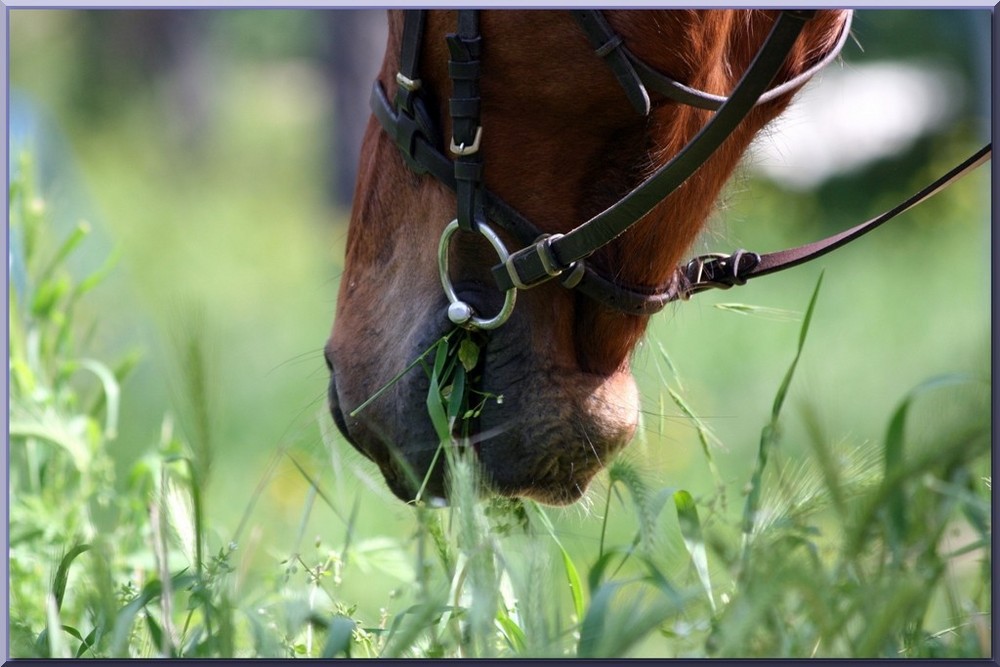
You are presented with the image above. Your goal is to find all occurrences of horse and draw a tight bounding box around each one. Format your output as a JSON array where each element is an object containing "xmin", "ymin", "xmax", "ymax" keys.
[{"xmin": 324, "ymin": 9, "xmax": 854, "ymax": 505}]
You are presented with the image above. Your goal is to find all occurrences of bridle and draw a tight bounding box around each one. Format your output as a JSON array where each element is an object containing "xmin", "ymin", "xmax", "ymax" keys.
[{"xmin": 370, "ymin": 9, "xmax": 992, "ymax": 331}]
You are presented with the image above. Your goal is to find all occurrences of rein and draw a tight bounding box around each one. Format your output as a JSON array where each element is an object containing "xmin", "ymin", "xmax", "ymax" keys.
[{"xmin": 371, "ymin": 9, "xmax": 992, "ymax": 330}]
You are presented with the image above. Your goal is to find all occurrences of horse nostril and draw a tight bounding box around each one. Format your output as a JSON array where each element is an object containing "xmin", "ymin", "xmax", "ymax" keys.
[{"xmin": 323, "ymin": 343, "xmax": 335, "ymax": 372}]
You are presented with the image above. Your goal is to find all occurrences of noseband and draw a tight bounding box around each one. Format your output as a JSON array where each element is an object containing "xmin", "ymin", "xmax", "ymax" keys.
[{"xmin": 371, "ymin": 9, "xmax": 991, "ymax": 330}]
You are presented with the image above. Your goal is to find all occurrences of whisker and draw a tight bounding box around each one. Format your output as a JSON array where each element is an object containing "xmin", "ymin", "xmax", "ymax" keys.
[
  {"xmin": 465, "ymin": 420, "xmax": 517, "ymax": 448},
  {"xmin": 266, "ymin": 348, "xmax": 327, "ymax": 377}
]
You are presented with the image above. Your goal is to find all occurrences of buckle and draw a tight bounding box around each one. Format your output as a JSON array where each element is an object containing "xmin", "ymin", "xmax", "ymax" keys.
[
  {"xmin": 683, "ymin": 249, "xmax": 761, "ymax": 296},
  {"xmin": 503, "ymin": 234, "xmax": 571, "ymax": 291},
  {"xmin": 504, "ymin": 253, "xmax": 532, "ymax": 291},
  {"xmin": 395, "ymin": 72, "xmax": 422, "ymax": 92},
  {"xmin": 450, "ymin": 126, "xmax": 483, "ymax": 156},
  {"xmin": 535, "ymin": 234, "xmax": 566, "ymax": 277}
]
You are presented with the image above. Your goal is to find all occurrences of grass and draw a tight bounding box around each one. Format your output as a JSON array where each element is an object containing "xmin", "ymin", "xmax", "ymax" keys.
[{"xmin": 8, "ymin": 154, "xmax": 991, "ymax": 659}]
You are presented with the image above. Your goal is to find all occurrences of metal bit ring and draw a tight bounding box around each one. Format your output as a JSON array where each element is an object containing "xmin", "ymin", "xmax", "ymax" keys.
[{"xmin": 438, "ymin": 219, "xmax": 517, "ymax": 330}]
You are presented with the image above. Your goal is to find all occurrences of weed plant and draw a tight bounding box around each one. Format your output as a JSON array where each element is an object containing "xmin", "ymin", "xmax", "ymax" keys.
[{"xmin": 8, "ymin": 157, "xmax": 991, "ymax": 658}]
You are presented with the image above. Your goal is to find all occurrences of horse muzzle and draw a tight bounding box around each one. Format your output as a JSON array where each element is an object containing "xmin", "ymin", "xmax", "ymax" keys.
[{"xmin": 325, "ymin": 291, "xmax": 639, "ymax": 506}]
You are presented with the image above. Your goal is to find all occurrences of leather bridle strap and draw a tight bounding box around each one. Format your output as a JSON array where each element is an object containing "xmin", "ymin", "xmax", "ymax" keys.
[
  {"xmin": 386, "ymin": 11, "xmax": 443, "ymax": 177},
  {"xmin": 447, "ymin": 10, "xmax": 484, "ymax": 231},
  {"xmin": 370, "ymin": 10, "xmax": 990, "ymax": 321},
  {"xmin": 571, "ymin": 10, "xmax": 652, "ymax": 115},
  {"xmin": 572, "ymin": 9, "xmax": 854, "ymax": 113},
  {"xmin": 696, "ymin": 142, "xmax": 993, "ymax": 290},
  {"xmin": 618, "ymin": 142, "xmax": 991, "ymax": 306},
  {"xmin": 492, "ymin": 10, "xmax": 819, "ymax": 294},
  {"xmin": 371, "ymin": 75, "xmax": 686, "ymax": 314}
]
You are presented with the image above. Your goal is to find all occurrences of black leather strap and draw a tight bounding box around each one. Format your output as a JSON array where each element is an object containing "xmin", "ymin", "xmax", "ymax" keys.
[
  {"xmin": 493, "ymin": 10, "xmax": 816, "ymax": 293},
  {"xmin": 372, "ymin": 80, "xmax": 991, "ymax": 313},
  {"xmin": 368, "ymin": 10, "xmax": 989, "ymax": 319},
  {"xmin": 742, "ymin": 143, "xmax": 993, "ymax": 281},
  {"xmin": 447, "ymin": 10, "xmax": 484, "ymax": 231},
  {"xmin": 398, "ymin": 10, "xmax": 424, "ymax": 86},
  {"xmin": 571, "ymin": 10, "xmax": 651, "ymax": 115},
  {"xmin": 573, "ymin": 10, "xmax": 852, "ymax": 113},
  {"xmin": 388, "ymin": 10, "xmax": 441, "ymax": 175}
]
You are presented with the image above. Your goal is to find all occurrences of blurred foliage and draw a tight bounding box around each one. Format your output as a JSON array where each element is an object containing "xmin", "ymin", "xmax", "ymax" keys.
[
  {"xmin": 7, "ymin": 8, "xmax": 991, "ymax": 659},
  {"xmin": 8, "ymin": 183, "xmax": 988, "ymax": 656}
]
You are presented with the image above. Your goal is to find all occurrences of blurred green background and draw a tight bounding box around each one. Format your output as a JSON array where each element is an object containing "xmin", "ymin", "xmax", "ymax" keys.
[{"xmin": 8, "ymin": 8, "xmax": 991, "ymax": 634}]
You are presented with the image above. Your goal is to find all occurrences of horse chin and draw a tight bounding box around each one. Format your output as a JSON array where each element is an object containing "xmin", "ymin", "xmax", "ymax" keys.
[{"xmin": 471, "ymin": 318, "xmax": 640, "ymax": 505}]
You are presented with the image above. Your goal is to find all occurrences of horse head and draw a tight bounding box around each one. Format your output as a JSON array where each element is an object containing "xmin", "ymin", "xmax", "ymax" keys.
[{"xmin": 325, "ymin": 9, "xmax": 852, "ymax": 504}]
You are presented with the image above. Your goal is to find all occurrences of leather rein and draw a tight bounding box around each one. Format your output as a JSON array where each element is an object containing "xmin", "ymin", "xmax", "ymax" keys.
[{"xmin": 370, "ymin": 9, "xmax": 992, "ymax": 330}]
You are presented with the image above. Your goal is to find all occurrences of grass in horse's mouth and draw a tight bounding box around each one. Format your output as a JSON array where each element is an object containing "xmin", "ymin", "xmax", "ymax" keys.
[
  {"xmin": 350, "ymin": 323, "xmax": 501, "ymax": 503},
  {"xmin": 415, "ymin": 326, "xmax": 500, "ymax": 502}
]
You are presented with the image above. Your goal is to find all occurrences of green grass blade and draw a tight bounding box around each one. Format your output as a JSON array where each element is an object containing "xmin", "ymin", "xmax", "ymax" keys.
[
  {"xmin": 30, "ymin": 275, "xmax": 70, "ymax": 319},
  {"xmin": 144, "ymin": 612, "xmax": 167, "ymax": 657},
  {"xmin": 673, "ymin": 490, "xmax": 714, "ymax": 613},
  {"xmin": 882, "ymin": 373, "xmax": 971, "ymax": 565},
  {"xmin": 350, "ymin": 330, "xmax": 455, "ymax": 418},
  {"xmin": 70, "ymin": 245, "xmax": 121, "ymax": 300},
  {"xmin": 559, "ymin": 544, "xmax": 586, "ymax": 624},
  {"xmin": 413, "ymin": 441, "xmax": 446, "ymax": 504},
  {"xmin": 36, "ymin": 221, "xmax": 89, "ymax": 288},
  {"xmin": 776, "ymin": 273, "xmax": 823, "ymax": 420},
  {"xmin": 495, "ymin": 609, "xmax": 527, "ymax": 653},
  {"xmin": 578, "ymin": 579, "xmax": 686, "ymax": 658},
  {"xmin": 73, "ymin": 626, "xmax": 97, "ymax": 658},
  {"xmin": 87, "ymin": 349, "xmax": 141, "ymax": 430},
  {"xmin": 529, "ymin": 505, "xmax": 585, "ymax": 621},
  {"xmin": 286, "ymin": 453, "xmax": 348, "ymax": 524},
  {"xmin": 320, "ymin": 616, "xmax": 356, "ymax": 658},
  {"xmin": 341, "ymin": 494, "xmax": 362, "ymax": 567},
  {"xmin": 52, "ymin": 544, "xmax": 91, "ymax": 611},
  {"xmin": 740, "ymin": 273, "xmax": 823, "ymax": 573},
  {"xmin": 74, "ymin": 359, "xmax": 121, "ymax": 439},
  {"xmin": 44, "ymin": 594, "xmax": 70, "ymax": 658},
  {"xmin": 883, "ymin": 389, "xmax": 909, "ymax": 564},
  {"xmin": 667, "ymin": 386, "xmax": 725, "ymax": 501},
  {"xmin": 425, "ymin": 338, "xmax": 453, "ymax": 444},
  {"xmin": 577, "ymin": 581, "xmax": 623, "ymax": 658},
  {"xmin": 713, "ymin": 302, "xmax": 799, "ymax": 321},
  {"xmin": 654, "ymin": 340, "xmax": 684, "ymax": 392},
  {"xmin": 446, "ymin": 364, "xmax": 466, "ymax": 423}
]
